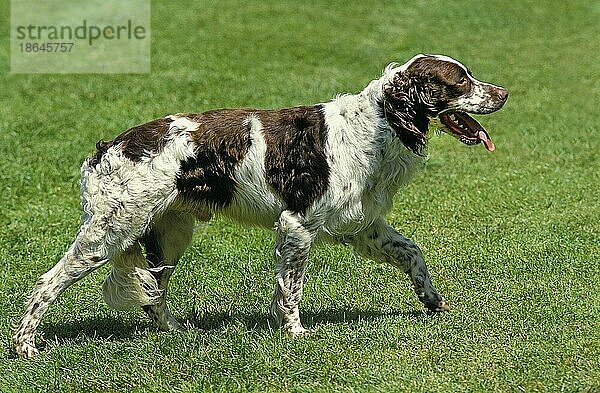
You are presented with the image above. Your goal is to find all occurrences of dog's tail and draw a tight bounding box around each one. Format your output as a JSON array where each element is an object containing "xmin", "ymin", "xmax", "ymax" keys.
[{"xmin": 101, "ymin": 244, "xmax": 162, "ymax": 310}]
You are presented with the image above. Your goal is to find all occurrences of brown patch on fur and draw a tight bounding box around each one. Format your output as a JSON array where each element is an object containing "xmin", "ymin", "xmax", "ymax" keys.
[
  {"xmin": 175, "ymin": 105, "xmax": 329, "ymax": 213},
  {"xmin": 406, "ymin": 57, "xmax": 475, "ymax": 110},
  {"xmin": 175, "ymin": 110, "xmax": 253, "ymax": 208},
  {"xmin": 381, "ymin": 74, "xmax": 430, "ymax": 156},
  {"xmin": 260, "ymin": 105, "xmax": 329, "ymax": 214},
  {"xmin": 89, "ymin": 118, "xmax": 173, "ymax": 166},
  {"xmin": 410, "ymin": 57, "xmax": 470, "ymax": 87},
  {"xmin": 115, "ymin": 118, "xmax": 174, "ymax": 161}
]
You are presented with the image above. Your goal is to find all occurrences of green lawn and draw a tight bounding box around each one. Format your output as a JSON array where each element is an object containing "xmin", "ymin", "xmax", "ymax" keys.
[{"xmin": 1, "ymin": 1, "xmax": 599, "ymax": 391}]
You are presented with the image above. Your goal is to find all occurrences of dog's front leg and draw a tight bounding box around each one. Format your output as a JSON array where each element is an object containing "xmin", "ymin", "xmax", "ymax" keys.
[
  {"xmin": 270, "ymin": 211, "xmax": 316, "ymax": 336},
  {"xmin": 352, "ymin": 219, "xmax": 449, "ymax": 312}
]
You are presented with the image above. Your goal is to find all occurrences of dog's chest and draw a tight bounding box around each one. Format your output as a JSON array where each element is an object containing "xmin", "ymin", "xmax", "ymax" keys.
[{"xmin": 322, "ymin": 131, "xmax": 422, "ymax": 235}]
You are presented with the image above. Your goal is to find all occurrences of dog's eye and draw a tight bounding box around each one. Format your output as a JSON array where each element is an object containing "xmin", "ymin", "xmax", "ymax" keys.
[{"xmin": 458, "ymin": 77, "xmax": 468, "ymax": 85}]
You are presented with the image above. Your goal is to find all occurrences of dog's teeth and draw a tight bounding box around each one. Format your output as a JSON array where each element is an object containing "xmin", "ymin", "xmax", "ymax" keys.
[{"xmin": 460, "ymin": 136, "xmax": 476, "ymax": 145}]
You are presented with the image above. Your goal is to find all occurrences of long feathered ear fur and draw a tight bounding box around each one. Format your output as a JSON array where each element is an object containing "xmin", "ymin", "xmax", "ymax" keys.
[{"xmin": 381, "ymin": 72, "xmax": 430, "ymax": 156}]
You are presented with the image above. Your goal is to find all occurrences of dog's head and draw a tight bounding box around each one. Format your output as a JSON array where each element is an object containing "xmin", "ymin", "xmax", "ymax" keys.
[{"xmin": 381, "ymin": 54, "xmax": 508, "ymax": 154}]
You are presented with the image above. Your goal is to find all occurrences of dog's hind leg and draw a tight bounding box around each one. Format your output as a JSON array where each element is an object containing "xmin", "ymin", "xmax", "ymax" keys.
[
  {"xmin": 101, "ymin": 242, "xmax": 163, "ymax": 311},
  {"xmin": 101, "ymin": 211, "xmax": 195, "ymax": 331},
  {"xmin": 351, "ymin": 218, "xmax": 450, "ymax": 313},
  {"xmin": 139, "ymin": 211, "xmax": 195, "ymax": 331},
  {"xmin": 12, "ymin": 220, "xmax": 136, "ymax": 359},
  {"xmin": 270, "ymin": 211, "xmax": 319, "ymax": 336}
]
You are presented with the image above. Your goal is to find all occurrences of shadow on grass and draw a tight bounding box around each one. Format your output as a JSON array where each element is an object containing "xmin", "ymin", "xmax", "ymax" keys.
[
  {"xmin": 7, "ymin": 316, "xmax": 149, "ymax": 358},
  {"xmin": 42, "ymin": 315, "xmax": 149, "ymax": 341},
  {"xmin": 31, "ymin": 306, "xmax": 429, "ymax": 353},
  {"xmin": 185, "ymin": 306, "xmax": 428, "ymax": 332}
]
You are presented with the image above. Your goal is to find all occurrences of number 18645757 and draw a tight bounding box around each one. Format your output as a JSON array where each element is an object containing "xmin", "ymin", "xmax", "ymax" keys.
[{"xmin": 19, "ymin": 42, "xmax": 74, "ymax": 53}]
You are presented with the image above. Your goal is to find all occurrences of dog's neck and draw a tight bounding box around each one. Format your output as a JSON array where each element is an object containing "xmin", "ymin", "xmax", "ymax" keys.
[{"xmin": 359, "ymin": 75, "xmax": 429, "ymax": 156}]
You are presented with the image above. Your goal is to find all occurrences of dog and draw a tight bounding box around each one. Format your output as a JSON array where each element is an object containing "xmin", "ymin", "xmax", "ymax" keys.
[{"xmin": 13, "ymin": 54, "xmax": 508, "ymax": 358}]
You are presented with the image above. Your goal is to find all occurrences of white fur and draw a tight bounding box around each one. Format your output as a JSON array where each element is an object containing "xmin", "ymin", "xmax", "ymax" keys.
[
  {"xmin": 79, "ymin": 127, "xmax": 196, "ymax": 257},
  {"xmin": 167, "ymin": 115, "xmax": 201, "ymax": 132},
  {"xmin": 319, "ymin": 93, "xmax": 422, "ymax": 237},
  {"xmin": 101, "ymin": 243, "xmax": 161, "ymax": 309},
  {"xmin": 456, "ymin": 80, "xmax": 506, "ymax": 114},
  {"xmin": 222, "ymin": 115, "xmax": 281, "ymax": 226}
]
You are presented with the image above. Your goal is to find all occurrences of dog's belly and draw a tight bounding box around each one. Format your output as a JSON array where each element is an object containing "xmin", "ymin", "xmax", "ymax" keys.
[
  {"xmin": 217, "ymin": 168, "xmax": 407, "ymax": 235},
  {"xmin": 220, "ymin": 186, "xmax": 282, "ymax": 228}
]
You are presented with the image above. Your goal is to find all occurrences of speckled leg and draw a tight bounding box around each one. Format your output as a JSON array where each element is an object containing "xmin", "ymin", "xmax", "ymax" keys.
[
  {"xmin": 352, "ymin": 219, "xmax": 449, "ymax": 312},
  {"xmin": 13, "ymin": 223, "xmax": 124, "ymax": 358},
  {"xmin": 270, "ymin": 211, "xmax": 316, "ymax": 336}
]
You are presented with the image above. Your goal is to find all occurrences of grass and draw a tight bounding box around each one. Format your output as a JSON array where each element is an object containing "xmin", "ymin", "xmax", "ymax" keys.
[{"xmin": 1, "ymin": 0, "xmax": 599, "ymax": 391}]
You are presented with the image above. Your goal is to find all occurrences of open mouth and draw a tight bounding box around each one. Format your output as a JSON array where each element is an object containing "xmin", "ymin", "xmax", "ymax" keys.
[{"xmin": 438, "ymin": 112, "xmax": 495, "ymax": 152}]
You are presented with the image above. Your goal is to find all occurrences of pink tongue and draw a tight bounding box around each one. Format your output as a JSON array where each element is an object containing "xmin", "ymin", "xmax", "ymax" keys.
[{"xmin": 478, "ymin": 130, "xmax": 495, "ymax": 152}]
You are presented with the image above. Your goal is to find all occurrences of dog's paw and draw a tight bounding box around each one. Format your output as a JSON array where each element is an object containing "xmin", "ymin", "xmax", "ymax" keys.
[
  {"xmin": 419, "ymin": 291, "xmax": 450, "ymax": 313},
  {"xmin": 429, "ymin": 298, "xmax": 450, "ymax": 313},
  {"xmin": 13, "ymin": 341, "xmax": 39, "ymax": 359}
]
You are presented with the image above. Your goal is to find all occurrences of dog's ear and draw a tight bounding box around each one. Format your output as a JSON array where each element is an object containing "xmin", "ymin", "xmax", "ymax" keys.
[{"xmin": 382, "ymin": 72, "xmax": 429, "ymax": 155}]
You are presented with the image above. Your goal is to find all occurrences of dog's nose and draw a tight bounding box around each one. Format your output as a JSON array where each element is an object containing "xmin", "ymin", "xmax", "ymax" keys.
[{"xmin": 497, "ymin": 88, "xmax": 509, "ymax": 102}]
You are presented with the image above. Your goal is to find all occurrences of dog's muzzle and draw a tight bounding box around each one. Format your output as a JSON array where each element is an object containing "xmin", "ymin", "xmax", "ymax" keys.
[
  {"xmin": 438, "ymin": 87, "xmax": 508, "ymax": 152},
  {"xmin": 439, "ymin": 111, "xmax": 496, "ymax": 151}
]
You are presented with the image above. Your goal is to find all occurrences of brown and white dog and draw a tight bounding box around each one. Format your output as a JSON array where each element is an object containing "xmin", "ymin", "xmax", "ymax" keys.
[{"xmin": 13, "ymin": 54, "xmax": 507, "ymax": 358}]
